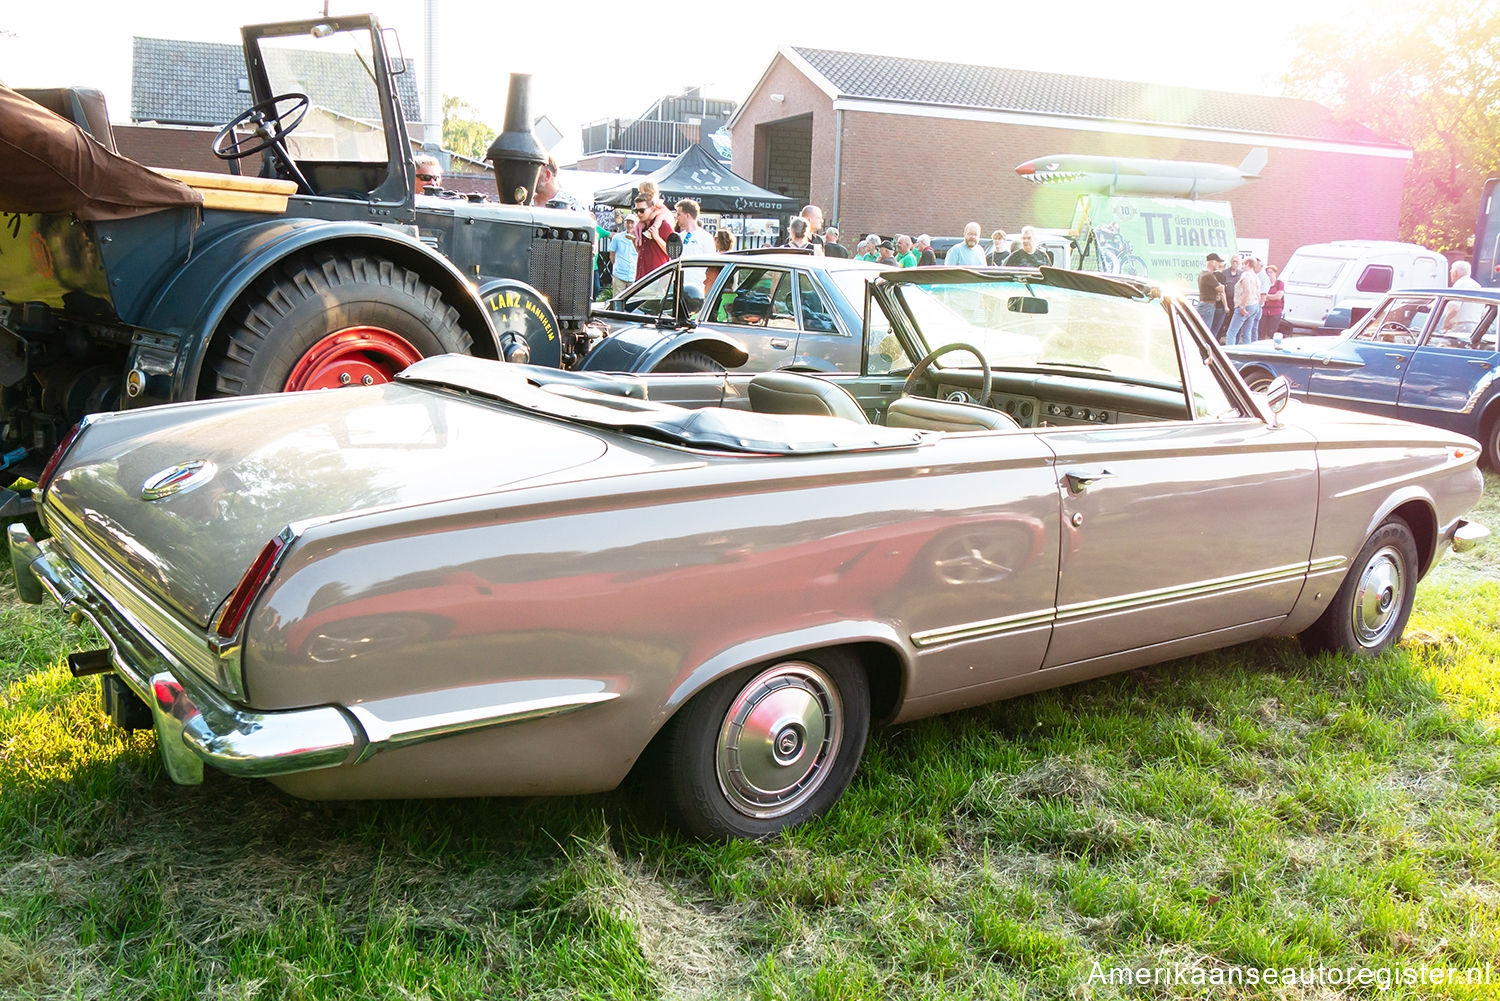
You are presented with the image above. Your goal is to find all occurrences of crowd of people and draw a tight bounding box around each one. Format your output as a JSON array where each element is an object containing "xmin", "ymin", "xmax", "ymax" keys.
[
  {"xmin": 594, "ymin": 190, "xmax": 1068, "ymax": 290},
  {"xmin": 1195, "ymin": 252, "xmax": 1285, "ymax": 345}
]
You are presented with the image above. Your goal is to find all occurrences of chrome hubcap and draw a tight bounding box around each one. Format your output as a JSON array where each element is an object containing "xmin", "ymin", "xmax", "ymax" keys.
[
  {"xmin": 716, "ymin": 663, "xmax": 842, "ymax": 819},
  {"xmin": 1352, "ymin": 544, "xmax": 1405, "ymax": 647}
]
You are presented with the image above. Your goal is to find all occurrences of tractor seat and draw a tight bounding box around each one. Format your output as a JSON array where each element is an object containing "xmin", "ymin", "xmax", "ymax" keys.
[{"xmin": 748, "ymin": 371, "xmax": 867, "ymax": 424}]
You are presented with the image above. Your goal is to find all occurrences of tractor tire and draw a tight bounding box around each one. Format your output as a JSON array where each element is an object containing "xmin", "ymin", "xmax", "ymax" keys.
[{"xmin": 208, "ymin": 252, "xmax": 472, "ymax": 397}]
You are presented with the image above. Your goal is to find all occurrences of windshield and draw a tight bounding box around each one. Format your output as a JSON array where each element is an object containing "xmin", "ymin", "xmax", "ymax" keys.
[
  {"xmin": 257, "ymin": 25, "xmax": 389, "ymax": 162},
  {"xmin": 891, "ymin": 278, "xmax": 1186, "ymax": 389}
]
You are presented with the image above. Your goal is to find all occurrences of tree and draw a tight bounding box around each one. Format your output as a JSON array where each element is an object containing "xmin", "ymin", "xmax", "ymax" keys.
[
  {"xmin": 442, "ymin": 95, "xmax": 495, "ymax": 163},
  {"xmin": 1283, "ymin": 1, "xmax": 1500, "ymax": 253}
]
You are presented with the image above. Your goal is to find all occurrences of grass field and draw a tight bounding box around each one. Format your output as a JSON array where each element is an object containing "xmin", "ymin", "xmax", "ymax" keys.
[{"xmin": 2, "ymin": 482, "xmax": 1499, "ymax": 999}]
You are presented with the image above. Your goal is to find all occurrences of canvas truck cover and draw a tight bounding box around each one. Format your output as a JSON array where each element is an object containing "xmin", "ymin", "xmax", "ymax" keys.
[{"xmin": 0, "ymin": 85, "xmax": 202, "ymax": 221}]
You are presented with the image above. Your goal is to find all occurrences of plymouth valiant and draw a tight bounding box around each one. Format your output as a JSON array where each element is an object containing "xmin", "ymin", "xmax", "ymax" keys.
[{"xmin": 9, "ymin": 268, "xmax": 1487, "ymax": 839}]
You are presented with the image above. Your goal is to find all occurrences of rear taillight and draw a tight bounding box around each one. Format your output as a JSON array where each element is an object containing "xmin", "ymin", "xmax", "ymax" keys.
[
  {"xmin": 214, "ymin": 534, "xmax": 289, "ymax": 640},
  {"xmin": 37, "ymin": 420, "xmax": 86, "ymax": 493}
]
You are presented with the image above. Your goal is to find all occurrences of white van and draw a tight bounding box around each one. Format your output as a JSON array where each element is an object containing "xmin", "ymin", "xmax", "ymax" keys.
[{"xmin": 1279, "ymin": 241, "xmax": 1445, "ymax": 333}]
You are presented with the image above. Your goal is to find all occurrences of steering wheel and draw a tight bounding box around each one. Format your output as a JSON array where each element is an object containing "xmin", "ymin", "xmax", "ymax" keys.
[
  {"xmin": 213, "ymin": 92, "xmax": 315, "ymax": 192},
  {"xmin": 213, "ymin": 92, "xmax": 310, "ymax": 159},
  {"xmin": 903, "ymin": 342, "xmax": 992, "ymax": 405}
]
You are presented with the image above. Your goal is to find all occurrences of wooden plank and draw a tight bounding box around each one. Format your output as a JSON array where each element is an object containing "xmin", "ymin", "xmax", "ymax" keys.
[{"xmin": 155, "ymin": 167, "xmax": 297, "ymax": 196}]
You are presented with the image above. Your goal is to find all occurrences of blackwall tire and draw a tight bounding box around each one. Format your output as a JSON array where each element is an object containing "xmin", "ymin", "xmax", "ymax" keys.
[
  {"xmin": 660, "ymin": 649, "xmax": 870, "ymax": 840},
  {"xmin": 1483, "ymin": 413, "xmax": 1500, "ymax": 473},
  {"xmin": 208, "ymin": 252, "xmax": 472, "ymax": 397},
  {"xmin": 1298, "ymin": 516, "xmax": 1418, "ymax": 658},
  {"xmin": 652, "ymin": 349, "xmax": 725, "ymax": 374}
]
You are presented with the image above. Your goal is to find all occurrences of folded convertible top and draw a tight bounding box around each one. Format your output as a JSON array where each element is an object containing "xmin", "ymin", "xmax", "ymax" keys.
[{"xmin": 397, "ymin": 355, "xmax": 930, "ymax": 455}]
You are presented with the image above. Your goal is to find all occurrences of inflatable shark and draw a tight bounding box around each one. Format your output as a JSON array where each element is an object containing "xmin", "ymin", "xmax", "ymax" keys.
[{"xmin": 1014, "ymin": 148, "xmax": 1268, "ymax": 198}]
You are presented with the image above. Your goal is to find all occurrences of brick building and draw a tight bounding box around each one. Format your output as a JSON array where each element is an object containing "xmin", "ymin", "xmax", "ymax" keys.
[{"xmin": 729, "ymin": 47, "xmax": 1411, "ymax": 261}]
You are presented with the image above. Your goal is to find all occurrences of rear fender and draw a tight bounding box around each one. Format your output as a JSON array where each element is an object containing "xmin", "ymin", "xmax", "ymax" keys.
[
  {"xmin": 579, "ymin": 327, "xmax": 748, "ymax": 372},
  {"xmin": 133, "ymin": 219, "xmax": 498, "ymax": 401}
]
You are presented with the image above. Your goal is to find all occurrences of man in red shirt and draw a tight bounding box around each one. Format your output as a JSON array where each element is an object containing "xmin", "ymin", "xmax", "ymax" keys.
[{"xmin": 633, "ymin": 188, "xmax": 673, "ymax": 279}]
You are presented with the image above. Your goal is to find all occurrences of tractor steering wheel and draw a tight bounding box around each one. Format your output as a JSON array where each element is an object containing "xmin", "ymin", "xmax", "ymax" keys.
[
  {"xmin": 903, "ymin": 342, "xmax": 993, "ymax": 405},
  {"xmin": 213, "ymin": 92, "xmax": 311, "ymax": 160},
  {"xmin": 213, "ymin": 92, "xmax": 314, "ymax": 192}
]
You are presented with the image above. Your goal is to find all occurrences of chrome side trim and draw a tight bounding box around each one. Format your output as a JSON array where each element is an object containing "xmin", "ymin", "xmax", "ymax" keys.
[
  {"xmin": 1056, "ymin": 561, "xmax": 1318, "ymax": 622},
  {"xmin": 45, "ymin": 516, "xmax": 237, "ymax": 696},
  {"xmin": 346, "ymin": 680, "xmax": 621, "ymax": 764},
  {"xmin": 911, "ymin": 609, "xmax": 1053, "ymax": 648},
  {"xmin": 911, "ymin": 558, "xmax": 1344, "ymax": 648}
]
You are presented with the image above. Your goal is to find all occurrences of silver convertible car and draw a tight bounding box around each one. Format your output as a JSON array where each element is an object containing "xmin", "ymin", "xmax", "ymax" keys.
[{"xmin": 9, "ymin": 267, "xmax": 1488, "ymax": 839}]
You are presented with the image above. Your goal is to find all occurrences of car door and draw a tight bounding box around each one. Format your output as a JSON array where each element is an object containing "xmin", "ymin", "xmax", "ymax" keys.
[
  {"xmin": 1305, "ymin": 296, "xmax": 1438, "ymax": 416},
  {"xmin": 1397, "ymin": 300, "xmax": 1500, "ymax": 434},
  {"xmin": 702, "ymin": 265, "xmax": 800, "ymax": 370},
  {"xmin": 1040, "ymin": 303, "xmax": 1320, "ymax": 671},
  {"xmin": 788, "ymin": 270, "xmax": 860, "ymax": 371}
]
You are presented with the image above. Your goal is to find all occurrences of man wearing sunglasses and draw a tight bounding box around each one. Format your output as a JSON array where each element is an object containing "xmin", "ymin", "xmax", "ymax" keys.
[{"xmin": 414, "ymin": 154, "xmax": 442, "ymax": 195}]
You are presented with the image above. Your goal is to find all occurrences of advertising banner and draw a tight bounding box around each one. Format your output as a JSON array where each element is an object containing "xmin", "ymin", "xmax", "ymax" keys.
[{"xmin": 1070, "ymin": 195, "xmax": 1238, "ymax": 289}]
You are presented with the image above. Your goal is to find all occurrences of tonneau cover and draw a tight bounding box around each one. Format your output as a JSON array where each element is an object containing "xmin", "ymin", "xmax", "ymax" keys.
[
  {"xmin": 398, "ymin": 355, "xmax": 930, "ymax": 454},
  {"xmin": 0, "ymin": 84, "xmax": 203, "ymax": 221}
]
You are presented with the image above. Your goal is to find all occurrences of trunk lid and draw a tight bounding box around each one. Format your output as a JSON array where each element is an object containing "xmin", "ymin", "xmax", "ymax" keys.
[{"xmin": 45, "ymin": 382, "xmax": 609, "ymax": 626}]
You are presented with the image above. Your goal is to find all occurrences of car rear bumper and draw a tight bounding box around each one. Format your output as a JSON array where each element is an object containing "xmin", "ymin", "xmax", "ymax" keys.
[
  {"xmin": 1451, "ymin": 518, "xmax": 1489, "ymax": 553},
  {"xmin": 8, "ymin": 522, "xmax": 360, "ymax": 784},
  {"xmin": 9, "ymin": 521, "xmax": 620, "ymax": 786}
]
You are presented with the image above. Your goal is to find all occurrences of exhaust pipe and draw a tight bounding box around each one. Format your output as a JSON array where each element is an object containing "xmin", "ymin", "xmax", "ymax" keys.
[{"xmin": 486, "ymin": 73, "xmax": 547, "ymax": 206}]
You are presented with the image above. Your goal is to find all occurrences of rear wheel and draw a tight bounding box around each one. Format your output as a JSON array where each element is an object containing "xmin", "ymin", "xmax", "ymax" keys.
[
  {"xmin": 659, "ymin": 650, "xmax": 870, "ymax": 840},
  {"xmin": 652, "ymin": 349, "xmax": 725, "ymax": 374},
  {"xmin": 1298, "ymin": 516, "xmax": 1418, "ymax": 658},
  {"xmin": 208, "ymin": 252, "xmax": 472, "ymax": 397}
]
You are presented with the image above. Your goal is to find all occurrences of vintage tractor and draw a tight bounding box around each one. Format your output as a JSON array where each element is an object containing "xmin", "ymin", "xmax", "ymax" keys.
[{"xmin": 0, "ymin": 14, "xmax": 603, "ymax": 502}]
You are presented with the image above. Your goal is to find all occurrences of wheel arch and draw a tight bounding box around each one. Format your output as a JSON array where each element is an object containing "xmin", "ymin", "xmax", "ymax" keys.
[
  {"xmin": 1237, "ymin": 362, "xmax": 1278, "ymax": 391},
  {"xmin": 657, "ymin": 626, "xmax": 911, "ymax": 733},
  {"xmin": 135, "ymin": 220, "xmax": 499, "ymax": 399},
  {"xmin": 579, "ymin": 327, "xmax": 749, "ymax": 373},
  {"xmin": 1386, "ymin": 497, "xmax": 1439, "ymax": 578}
]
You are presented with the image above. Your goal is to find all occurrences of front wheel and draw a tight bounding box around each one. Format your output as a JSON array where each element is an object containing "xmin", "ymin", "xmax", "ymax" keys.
[
  {"xmin": 659, "ymin": 650, "xmax": 870, "ymax": 839},
  {"xmin": 1299, "ymin": 516, "xmax": 1418, "ymax": 657},
  {"xmin": 1482, "ymin": 412, "xmax": 1500, "ymax": 473},
  {"xmin": 208, "ymin": 252, "xmax": 472, "ymax": 397}
]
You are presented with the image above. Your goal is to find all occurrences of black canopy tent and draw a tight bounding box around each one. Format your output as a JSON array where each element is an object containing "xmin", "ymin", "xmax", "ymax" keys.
[{"xmin": 594, "ymin": 144, "xmax": 798, "ymax": 215}]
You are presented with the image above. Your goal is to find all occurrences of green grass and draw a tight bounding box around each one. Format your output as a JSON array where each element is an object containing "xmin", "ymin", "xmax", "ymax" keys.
[{"xmin": 3, "ymin": 485, "xmax": 1500, "ymax": 999}]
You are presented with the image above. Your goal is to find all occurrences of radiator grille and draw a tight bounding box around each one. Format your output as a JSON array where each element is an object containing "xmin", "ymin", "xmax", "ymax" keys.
[{"xmin": 529, "ymin": 231, "xmax": 593, "ymax": 323}]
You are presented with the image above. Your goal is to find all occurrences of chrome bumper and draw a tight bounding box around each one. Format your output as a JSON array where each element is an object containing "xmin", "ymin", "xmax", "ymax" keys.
[
  {"xmin": 8, "ymin": 521, "xmax": 619, "ymax": 786},
  {"xmin": 8, "ymin": 522, "xmax": 360, "ymax": 784},
  {"xmin": 1451, "ymin": 518, "xmax": 1489, "ymax": 554}
]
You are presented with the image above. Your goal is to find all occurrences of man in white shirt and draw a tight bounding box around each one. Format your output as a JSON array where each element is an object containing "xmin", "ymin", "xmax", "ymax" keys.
[
  {"xmin": 1452, "ymin": 259, "xmax": 1482, "ymax": 290},
  {"xmin": 675, "ymin": 199, "xmax": 710, "ymax": 253},
  {"xmin": 945, "ymin": 222, "xmax": 988, "ymax": 268}
]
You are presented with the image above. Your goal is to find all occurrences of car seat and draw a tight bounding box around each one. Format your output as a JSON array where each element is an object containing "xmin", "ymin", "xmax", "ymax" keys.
[{"xmin": 748, "ymin": 371, "xmax": 868, "ymax": 423}]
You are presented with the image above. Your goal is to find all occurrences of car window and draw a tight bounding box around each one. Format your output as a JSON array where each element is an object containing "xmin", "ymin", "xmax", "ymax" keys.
[
  {"xmin": 796, "ymin": 273, "xmax": 840, "ymax": 334},
  {"xmin": 619, "ymin": 267, "xmax": 676, "ymax": 317},
  {"xmin": 1431, "ymin": 301, "xmax": 1496, "ymax": 350},
  {"xmin": 1351, "ymin": 297, "xmax": 1436, "ymax": 345},
  {"xmin": 866, "ymin": 297, "xmax": 910, "ymax": 375},
  {"xmin": 712, "ymin": 267, "xmax": 793, "ymax": 329},
  {"xmin": 768, "ymin": 273, "xmax": 797, "ymax": 329},
  {"xmin": 1282, "ymin": 256, "xmax": 1346, "ymax": 287}
]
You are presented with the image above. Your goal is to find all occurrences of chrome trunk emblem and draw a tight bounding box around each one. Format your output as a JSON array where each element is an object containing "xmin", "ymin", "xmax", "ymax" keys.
[{"xmin": 141, "ymin": 460, "xmax": 217, "ymax": 501}]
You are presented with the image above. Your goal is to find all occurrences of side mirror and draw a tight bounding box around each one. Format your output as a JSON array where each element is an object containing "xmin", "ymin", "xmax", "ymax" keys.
[{"xmin": 1257, "ymin": 374, "xmax": 1291, "ymax": 414}]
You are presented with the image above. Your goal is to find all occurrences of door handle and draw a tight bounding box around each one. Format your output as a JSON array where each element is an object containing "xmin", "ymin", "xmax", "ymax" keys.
[
  {"xmin": 770, "ymin": 338, "xmax": 790, "ymax": 349},
  {"xmin": 1064, "ymin": 468, "xmax": 1116, "ymax": 493},
  {"xmin": 1468, "ymin": 359, "xmax": 1492, "ymax": 369},
  {"xmin": 1384, "ymin": 352, "xmax": 1407, "ymax": 362}
]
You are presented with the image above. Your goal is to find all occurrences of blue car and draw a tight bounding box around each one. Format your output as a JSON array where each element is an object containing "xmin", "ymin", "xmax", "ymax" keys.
[{"xmin": 1227, "ymin": 288, "xmax": 1500, "ymax": 468}]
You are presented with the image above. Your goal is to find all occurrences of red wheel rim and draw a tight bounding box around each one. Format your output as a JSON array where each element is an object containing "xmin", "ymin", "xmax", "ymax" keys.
[{"xmin": 283, "ymin": 326, "xmax": 425, "ymax": 392}]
